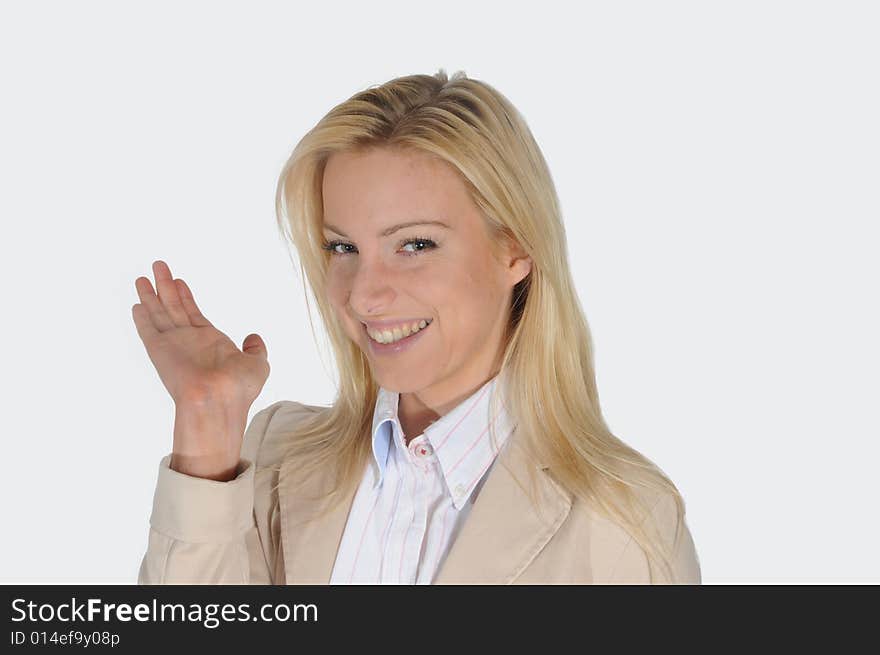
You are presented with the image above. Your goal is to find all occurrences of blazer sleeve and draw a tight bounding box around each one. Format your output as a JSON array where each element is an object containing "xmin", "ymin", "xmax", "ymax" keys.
[
  {"xmin": 607, "ymin": 492, "xmax": 702, "ymax": 585},
  {"xmin": 137, "ymin": 400, "xmax": 290, "ymax": 585}
]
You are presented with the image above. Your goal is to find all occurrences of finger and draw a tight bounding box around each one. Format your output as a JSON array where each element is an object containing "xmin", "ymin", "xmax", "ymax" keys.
[
  {"xmin": 242, "ymin": 333, "xmax": 267, "ymax": 358},
  {"xmin": 131, "ymin": 302, "xmax": 159, "ymax": 342},
  {"xmin": 135, "ymin": 276, "xmax": 174, "ymax": 332},
  {"xmin": 152, "ymin": 260, "xmax": 191, "ymax": 328},
  {"xmin": 174, "ymin": 278, "xmax": 214, "ymax": 328}
]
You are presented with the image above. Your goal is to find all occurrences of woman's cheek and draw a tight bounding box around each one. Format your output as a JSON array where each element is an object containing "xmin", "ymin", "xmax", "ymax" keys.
[{"xmin": 325, "ymin": 277, "xmax": 348, "ymax": 317}]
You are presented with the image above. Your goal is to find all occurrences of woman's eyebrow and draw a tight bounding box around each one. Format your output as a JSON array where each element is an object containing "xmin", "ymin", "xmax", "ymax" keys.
[{"xmin": 323, "ymin": 220, "xmax": 451, "ymax": 238}]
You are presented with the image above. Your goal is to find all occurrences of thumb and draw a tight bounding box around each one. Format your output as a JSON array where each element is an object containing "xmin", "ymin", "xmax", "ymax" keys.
[{"xmin": 242, "ymin": 333, "xmax": 267, "ymax": 358}]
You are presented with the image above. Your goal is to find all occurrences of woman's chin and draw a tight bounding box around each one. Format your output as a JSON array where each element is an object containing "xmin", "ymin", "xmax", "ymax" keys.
[{"xmin": 369, "ymin": 367, "xmax": 434, "ymax": 393}]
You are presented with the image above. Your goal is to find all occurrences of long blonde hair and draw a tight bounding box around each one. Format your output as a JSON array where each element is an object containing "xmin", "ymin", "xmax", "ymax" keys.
[{"xmin": 272, "ymin": 69, "xmax": 689, "ymax": 582}]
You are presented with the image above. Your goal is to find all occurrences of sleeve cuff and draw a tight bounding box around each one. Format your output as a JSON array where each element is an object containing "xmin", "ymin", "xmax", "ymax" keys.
[{"xmin": 148, "ymin": 453, "xmax": 256, "ymax": 544}]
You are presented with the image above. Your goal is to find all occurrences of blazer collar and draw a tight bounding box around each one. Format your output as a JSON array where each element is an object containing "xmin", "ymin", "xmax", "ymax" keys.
[
  {"xmin": 432, "ymin": 434, "xmax": 572, "ymax": 584},
  {"xmin": 278, "ymin": 425, "xmax": 572, "ymax": 585}
]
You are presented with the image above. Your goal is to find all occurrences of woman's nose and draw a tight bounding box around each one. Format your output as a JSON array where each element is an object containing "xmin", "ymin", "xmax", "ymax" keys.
[{"xmin": 347, "ymin": 259, "xmax": 397, "ymax": 310}]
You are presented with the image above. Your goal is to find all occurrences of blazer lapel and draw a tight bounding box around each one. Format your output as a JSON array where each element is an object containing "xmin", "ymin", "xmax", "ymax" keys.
[
  {"xmin": 277, "ymin": 456, "xmax": 359, "ymax": 585},
  {"xmin": 434, "ymin": 433, "xmax": 572, "ymax": 584},
  {"xmin": 277, "ymin": 429, "xmax": 571, "ymax": 585}
]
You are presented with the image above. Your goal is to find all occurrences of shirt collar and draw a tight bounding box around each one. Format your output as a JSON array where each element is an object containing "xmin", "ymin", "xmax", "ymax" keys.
[{"xmin": 369, "ymin": 373, "xmax": 516, "ymax": 510}]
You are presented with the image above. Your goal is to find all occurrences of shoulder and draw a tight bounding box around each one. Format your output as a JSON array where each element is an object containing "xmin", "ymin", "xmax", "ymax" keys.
[
  {"xmin": 557, "ymin": 486, "xmax": 700, "ymax": 584},
  {"xmin": 240, "ymin": 400, "xmax": 326, "ymax": 470},
  {"xmin": 603, "ymin": 487, "xmax": 701, "ymax": 584}
]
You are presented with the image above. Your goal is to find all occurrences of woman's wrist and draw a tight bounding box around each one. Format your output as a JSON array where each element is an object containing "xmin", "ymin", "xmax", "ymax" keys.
[{"xmin": 170, "ymin": 402, "xmax": 248, "ymax": 481}]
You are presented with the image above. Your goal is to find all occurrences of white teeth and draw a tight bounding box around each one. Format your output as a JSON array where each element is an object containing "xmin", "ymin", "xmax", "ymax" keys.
[{"xmin": 367, "ymin": 319, "xmax": 432, "ymax": 344}]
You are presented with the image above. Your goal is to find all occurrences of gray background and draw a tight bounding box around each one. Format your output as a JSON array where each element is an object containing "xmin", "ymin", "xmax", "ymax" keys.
[{"xmin": 1, "ymin": 0, "xmax": 877, "ymax": 583}]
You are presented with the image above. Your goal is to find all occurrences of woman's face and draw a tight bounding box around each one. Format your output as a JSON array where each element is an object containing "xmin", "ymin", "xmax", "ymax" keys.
[{"xmin": 321, "ymin": 146, "xmax": 531, "ymax": 407}]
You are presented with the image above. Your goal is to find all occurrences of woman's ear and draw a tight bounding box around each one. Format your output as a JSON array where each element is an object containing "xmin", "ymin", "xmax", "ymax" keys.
[{"xmin": 504, "ymin": 237, "xmax": 532, "ymax": 286}]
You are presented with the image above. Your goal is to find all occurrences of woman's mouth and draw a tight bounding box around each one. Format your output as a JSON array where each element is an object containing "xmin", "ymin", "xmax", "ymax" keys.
[{"xmin": 363, "ymin": 319, "xmax": 433, "ymax": 355}]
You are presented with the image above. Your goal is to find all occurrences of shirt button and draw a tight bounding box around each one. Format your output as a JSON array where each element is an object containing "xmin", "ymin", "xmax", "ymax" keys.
[
  {"xmin": 411, "ymin": 441, "xmax": 434, "ymax": 458},
  {"xmin": 453, "ymin": 483, "xmax": 467, "ymax": 499}
]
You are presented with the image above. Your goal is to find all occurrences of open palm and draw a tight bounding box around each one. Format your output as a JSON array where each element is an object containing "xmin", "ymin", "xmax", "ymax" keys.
[{"xmin": 132, "ymin": 260, "xmax": 270, "ymax": 411}]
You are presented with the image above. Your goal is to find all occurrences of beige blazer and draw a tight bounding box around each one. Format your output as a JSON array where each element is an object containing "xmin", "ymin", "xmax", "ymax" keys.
[{"xmin": 139, "ymin": 400, "xmax": 701, "ymax": 585}]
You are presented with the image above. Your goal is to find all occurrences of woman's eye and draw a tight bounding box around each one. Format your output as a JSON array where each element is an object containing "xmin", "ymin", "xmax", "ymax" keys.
[
  {"xmin": 321, "ymin": 238, "xmax": 437, "ymax": 257},
  {"xmin": 321, "ymin": 241, "xmax": 358, "ymax": 256},
  {"xmin": 399, "ymin": 238, "xmax": 437, "ymax": 255},
  {"xmin": 323, "ymin": 241, "xmax": 355, "ymax": 255}
]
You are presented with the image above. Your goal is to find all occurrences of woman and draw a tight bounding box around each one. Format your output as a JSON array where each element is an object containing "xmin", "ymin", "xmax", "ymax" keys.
[{"xmin": 134, "ymin": 69, "xmax": 701, "ymax": 584}]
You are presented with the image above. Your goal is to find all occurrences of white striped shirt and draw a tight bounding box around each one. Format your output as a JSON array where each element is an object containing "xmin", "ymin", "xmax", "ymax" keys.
[{"xmin": 329, "ymin": 373, "xmax": 515, "ymax": 584}]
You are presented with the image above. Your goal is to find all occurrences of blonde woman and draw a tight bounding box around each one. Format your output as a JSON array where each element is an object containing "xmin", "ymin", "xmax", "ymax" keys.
[{"xmin": 134, "ymin": 70, "xmax": 701, "ymax": 585}]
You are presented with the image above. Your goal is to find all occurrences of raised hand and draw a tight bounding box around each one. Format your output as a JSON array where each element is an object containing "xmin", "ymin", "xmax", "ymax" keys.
[{"xmin": 132, "ymin": 260, "xmax": 270, "ymax": 479}]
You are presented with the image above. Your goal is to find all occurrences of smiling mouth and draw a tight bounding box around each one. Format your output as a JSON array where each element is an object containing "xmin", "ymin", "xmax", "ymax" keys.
[{"xmin": 363, "ymin": 319, "xmax": 433, "ymax": 344}]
